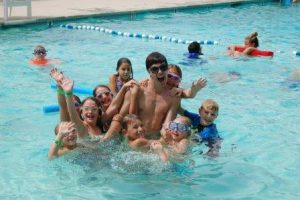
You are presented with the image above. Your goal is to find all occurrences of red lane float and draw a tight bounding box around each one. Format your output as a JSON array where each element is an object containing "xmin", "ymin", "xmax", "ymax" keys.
[{"xmin": 234, "ymin": 46, "xmax": 273, "ymax": 57}]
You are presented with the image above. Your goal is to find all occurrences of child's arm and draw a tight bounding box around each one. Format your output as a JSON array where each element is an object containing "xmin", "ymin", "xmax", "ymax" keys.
[
  {"xmin": 50, "ymin": 68, "xmax": 70, "ymax": 121},
  {"xmin": 150, "ymin": 141, "xmax": 169, "ymax": 162},
  {"xmin": 48, "ymin": 122, "xmax": 73, "ymax": 159},
  {"xmin": 130, "ymin": 138, "xmax": 151, "ymax": 151},
  {"xmin": 105, "ymin": 80, "xmax": 138, "ymax": 119},
  {"xmin": 181, "ymin": 78, "xmax": 207, "ymax": 98},
  {"xmin": 206, "ymin": 139, "xmax": 221, "ymax": 157},
  {"xmin": 102, "ymin": 90, "xmax": 131, "ymax": 141},
  {"xmin": 60, "ymin": 77, "xmax": 88, "ymax": 138},
  {"xmin": 129, "ymin": 82, "xmax": 139, "ymax": 115},
  {"xmin": 243, "ymin": 47, "xmax": 256, "ymax": 55},
  {"xmin": 162, "ymin": 96, "xmax": 180, "ymax": 128},
  {"xmin": 109, "ymin": 74, "xmax": 118, "ymax": 95},
  {"xmin": 172, "ymin": 138, "xmax": 189, "ymax": 154}
]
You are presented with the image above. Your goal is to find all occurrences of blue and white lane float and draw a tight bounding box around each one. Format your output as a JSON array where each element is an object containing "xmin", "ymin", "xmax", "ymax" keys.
[
  {"xmin": 50, "ymin": 83, "xmax": 93, "ymax": 95},
  {"xmin": 293, "ymin": 50, "xmax": 300, "ymax": 56},
  {"xmin": 60, "ymin": 24, "xmax": 218, "ymax": 45}
]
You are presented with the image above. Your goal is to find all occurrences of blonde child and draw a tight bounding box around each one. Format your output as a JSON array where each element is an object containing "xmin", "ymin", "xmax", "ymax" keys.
[
  {"xmin": 179, "ymin": 99, "xmax": 221, "ymax": 157},
  {"xmin": 109, "ymin": 58, "xmax": 133, "ymax": 95},
  {"xmin": 48, "ymin": 122, "xmax": 80, "ymax": 159},
  {"xmin": 160, "ymin": 116, "xmax": 191, "ymax": 155}
]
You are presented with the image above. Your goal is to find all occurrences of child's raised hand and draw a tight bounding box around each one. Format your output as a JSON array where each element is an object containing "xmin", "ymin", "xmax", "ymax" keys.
[
  {"xmin": 192, "ymin": 78, "xmax": 207, "ymax": 91},
  {"xmin": 150, "ymin": 141, "xmax": 163, "ymax": 153},
  {"xmin": 60, "ymin": 77, "xmax": 74, "ymax": 93},
  {"xmin": 50, "ymin": 68, "xmax": 64, "ymax": 85},
  {"xmin": 123, "ymin": 79, "xmax": 139, "ymax": 89},
  {"xmin": 56, "ymin": 122, "xmax": 76, "ymax": 140}
]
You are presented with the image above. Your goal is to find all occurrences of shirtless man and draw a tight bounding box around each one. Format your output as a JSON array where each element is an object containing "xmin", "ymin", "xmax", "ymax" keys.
[{"xmin": 103, "ymin": 52, "xmax": 180, "ymax": 140}]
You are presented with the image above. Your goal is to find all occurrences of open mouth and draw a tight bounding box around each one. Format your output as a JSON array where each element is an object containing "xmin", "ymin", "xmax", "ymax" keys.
[
  {"xmin": 85, "ymin": 113, "xmax": 96, "ymax": 121},
  {"xmin": 157, "ymin": 75, "xmax": 165, "ymax": 82}
]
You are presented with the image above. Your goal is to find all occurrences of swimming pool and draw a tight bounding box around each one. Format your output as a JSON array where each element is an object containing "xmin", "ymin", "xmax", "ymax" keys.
[{"xmin": 0, "ymin": 1, "xmax": 300, "ymax": 199}]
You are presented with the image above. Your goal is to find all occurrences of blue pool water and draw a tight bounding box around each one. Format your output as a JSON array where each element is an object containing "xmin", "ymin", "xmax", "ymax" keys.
[{"xmin": 0, "ymin": 2, "xmax": 300, "ymax": 199}]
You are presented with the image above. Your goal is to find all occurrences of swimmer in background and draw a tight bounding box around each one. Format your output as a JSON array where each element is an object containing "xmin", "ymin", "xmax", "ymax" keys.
[
  {"xmin": 228, "ymin": 32, "xmax": 259, "ymax": 56},
  {"xmin": 185, "ymin": 41, "xmax": 203, "ymax": 58},
  {"xmin": 289, "ymin": 69, "xmax": 300, "ymax": 81},
  {"xmin": 210, "ymin": 71, "xmax": 241, "ymax": 83},
  {"xmin": 178, "ymin": 99, "xmax": 221, "ymax": 157},
  {"xmin": 48, "ymin": 122, "xmax": 81, "ymax": 159},
  {"xmin": 121, "ymin": 114, "xmax": 169, "ymax": 162},
  {"xmin": 109, "ymin": 58, "xmax": 133, "ymax": 95},
  {"xmin": 29, "ymin": 45, "xmax": 62, "ymax": 66}
]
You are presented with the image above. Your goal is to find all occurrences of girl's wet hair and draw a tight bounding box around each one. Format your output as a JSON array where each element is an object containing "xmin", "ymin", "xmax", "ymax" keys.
[
  {"xmin": 81, "ymin": 97, "xmax": 104, "ymax": 132},
  {"xmin": 93, "ymin": 84, "xmax": 111, "ymax": 97},
  {"xmin": 146, "ymin": 52, "xmax": 168, "ymax": 71},
  {"xmin": 116, "ymin": 57, "xmax": 133, "ymax": 79},
  {"xmin": 168, "ymin": 64, "xmax": 182, "ymax": 78},
  {"xmin": 246, "ymin": 32, "xmax": 259, "ymax": 48}
]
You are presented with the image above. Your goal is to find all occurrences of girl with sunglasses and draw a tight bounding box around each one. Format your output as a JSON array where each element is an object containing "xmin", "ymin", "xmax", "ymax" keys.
[{"xmin": 53, "ymin": 72, "xmax": 104, "ymax": 142}]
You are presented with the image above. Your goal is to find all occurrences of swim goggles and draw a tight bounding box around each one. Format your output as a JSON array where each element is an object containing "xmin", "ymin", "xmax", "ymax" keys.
[
  {"xmin": 168, "ymin": 121, "xmax": 190, "ymax": 134},
  {"xmin": 167, "ymin": 73, "xmax": 181, "ymax": 82},
  {"xmin": 33, "ymin": 49, "xmax": 47, "ymax": 55},
  {"xmin": 95, "ymin": 91, "xmax": 112, "ymax": 100},
  {"xmin": 149, "ymin": 63, "xmax": 168, "ymax": 74}
]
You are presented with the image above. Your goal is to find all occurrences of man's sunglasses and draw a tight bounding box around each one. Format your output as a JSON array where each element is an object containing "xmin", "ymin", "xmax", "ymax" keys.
[{"xmin": 149, "ymin": 63, "xmax": 168, "ymax": 74}]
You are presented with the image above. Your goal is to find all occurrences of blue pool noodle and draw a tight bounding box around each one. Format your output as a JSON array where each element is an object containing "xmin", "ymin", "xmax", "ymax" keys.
[
  {"xmin": 43, "ymin": 104, "xmax": 59, "ymax": 113},
  {"xmin": 50, "ymin": 83, "xmax": 93, "ymax": 95}
]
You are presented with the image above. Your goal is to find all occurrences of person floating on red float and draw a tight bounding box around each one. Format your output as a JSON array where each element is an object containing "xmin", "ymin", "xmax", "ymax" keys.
[{"xmin": 228, "ymin": 32, "xmax": 273, "ymax": 57}]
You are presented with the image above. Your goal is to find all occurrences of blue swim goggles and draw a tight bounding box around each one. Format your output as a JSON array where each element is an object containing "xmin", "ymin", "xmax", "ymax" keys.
[{"xmin": 168, "ymin": 121, "xmax": 191, "ymax": 134}]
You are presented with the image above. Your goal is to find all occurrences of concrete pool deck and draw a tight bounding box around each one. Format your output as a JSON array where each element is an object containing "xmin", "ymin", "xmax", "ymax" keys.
[{"xmin": 0, "ymin": 0, "xmax": 266, "ymax": 26}]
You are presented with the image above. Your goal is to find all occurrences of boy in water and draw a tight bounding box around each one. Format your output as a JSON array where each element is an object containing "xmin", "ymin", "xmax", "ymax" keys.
[
  {"xmin": 30, "ymin": 45, "xmax": 62, "ymax": 66},
  {"xmin": 179, "ymin": 99, "xmax": 221, "ymax": 157},
  {"xmin": 122, "ymin": 114, "xmax": 169, "ymax": 161}
]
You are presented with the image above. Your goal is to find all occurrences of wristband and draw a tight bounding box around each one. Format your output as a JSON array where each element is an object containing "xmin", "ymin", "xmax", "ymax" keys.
[
  {"xmin": 54, "ymin": 140, "xmax": 63, "ymax": 148},
  {"xmin": 57, "ymin": 88, "xmax": 65, "ymax": 95},
  {"xmin": 65, "ymin": 91, "xmax": 73, "ymax": 97}
]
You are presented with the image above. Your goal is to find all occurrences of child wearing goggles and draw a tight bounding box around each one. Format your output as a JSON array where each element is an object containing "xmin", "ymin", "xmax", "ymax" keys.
[
  {"xmin": 160, "ymin": 116, "xmax": 192, "ymax": 155},
  {"xmin": 30, "ymin": 45, "xmax": 62, "ymax": 66}
]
